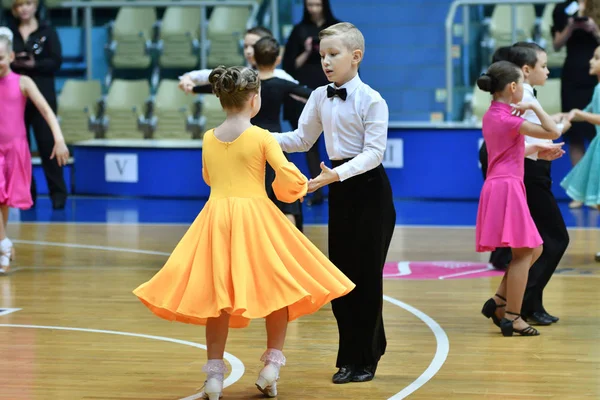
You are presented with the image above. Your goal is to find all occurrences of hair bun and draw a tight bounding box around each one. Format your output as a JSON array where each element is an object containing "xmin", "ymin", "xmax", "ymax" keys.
[
  {"xmin": 207, "ymin": 65, "xmax": 260, "ymax": 109},
  {"xmin": 476, "ymin": 73, "xmax": 496, "ymax": 93}
]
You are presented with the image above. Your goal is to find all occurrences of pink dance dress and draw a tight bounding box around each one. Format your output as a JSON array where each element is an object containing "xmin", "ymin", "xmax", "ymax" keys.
[
  {"xmin": 0, "ymin": 72, "xmax": 33, "ymax": 209},
  {"xmin": 476, "ymin": 101, "xmax": 542, "ymax": 252}
]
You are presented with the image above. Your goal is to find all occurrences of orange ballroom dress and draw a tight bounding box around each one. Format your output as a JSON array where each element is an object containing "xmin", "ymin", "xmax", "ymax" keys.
[{"xmin": 133, "ymin": 126, "xmax": 355, "ymax": 328}]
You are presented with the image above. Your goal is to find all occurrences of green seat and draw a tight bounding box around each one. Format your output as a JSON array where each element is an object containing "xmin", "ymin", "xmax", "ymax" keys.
[
  {"xmin": 206, "ymin": 6, "xmax": 253, "ymax": 68},
  {"xmin": 158, "ymin": 6, "xmax": 201, "ymax": 70},
  {"xmin": 109, "ymin": 7, "xmax": 156, "ymax": 70},
  {"xmin": 489, "ymin": 5, "xmax": 536, "ymax": 49},
  {"xmin": 57, "ymin": 79, "xmax": 102, "ymax": 144},
  {"xmin": 104, "ymin": 79, "xmax": 150, "ymax": 139},
  {"xmin": 153, "ymin": 79, "xmax": 197, "ymax": 139},
  {"xmin": 200, "ymin": 94, "xmax": 226, "ymax": 136},
  {"xmin": 471, "ymin": 85, "xmax": 492, "ymax": 122},
  {"xmin": 537, "ymin": 78, "xmax": 561, "ymax": 116}
]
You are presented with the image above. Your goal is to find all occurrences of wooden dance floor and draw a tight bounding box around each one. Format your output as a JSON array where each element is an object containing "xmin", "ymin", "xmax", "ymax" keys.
[{"xmin": 1, "ymin": 223, "xmax": 599, "ymax": 399}]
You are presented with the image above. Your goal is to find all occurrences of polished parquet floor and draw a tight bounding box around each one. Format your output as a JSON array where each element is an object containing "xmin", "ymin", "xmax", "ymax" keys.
[{"xmin": 1, "ymin": 215, "xmax": 599, "ymax": 399}]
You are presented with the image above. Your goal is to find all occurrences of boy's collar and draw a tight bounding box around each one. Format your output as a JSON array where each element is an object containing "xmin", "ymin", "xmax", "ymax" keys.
[
  {"xmin": 523, "ymin": 82, "xmax": 537, "ymax": 97},
  {"xmin": 333, "ymin": 73, "xmax": 361, "ymax": 96}
]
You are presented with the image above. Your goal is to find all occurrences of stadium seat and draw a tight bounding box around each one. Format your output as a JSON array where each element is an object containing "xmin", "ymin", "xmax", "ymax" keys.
[
  {"xmin": 151, "ymin": 79, "xmax": 197, "ymax": 139},
  {"xmin": 103, "ymin": 79, "xmax": 151, "ymax": 139},
  {"xmin": 57, "ymin": 79, "xmax": 102, "ymax": 143},
  {"xmin": 157, "ymin": 6, "xmax": 201, "ymax": 70}
]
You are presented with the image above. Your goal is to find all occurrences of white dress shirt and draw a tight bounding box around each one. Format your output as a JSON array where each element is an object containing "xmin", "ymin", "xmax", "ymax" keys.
[
  {"xmin": 274, "ymin": 74, "xmax": 389, "ymax": 182},
  {"xmin": 522, "ymin": 83, "xmax": 562, "ymax": 161},
  {"xmin": 186, "ymin": 68, "xmax": 298, "ymax": 84}
]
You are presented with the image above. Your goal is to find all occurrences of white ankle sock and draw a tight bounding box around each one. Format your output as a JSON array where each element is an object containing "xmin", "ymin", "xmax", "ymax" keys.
[
  {"xmin": 260, "ymin": 348, "xmax": 286, "ymax": 375},
  {"xmin": 202, "ymin": 359, "xmax": 227, "ymax": 381},
  {"xmin": 0, "ymin": 237, "xmax": 12, "ymax": 250}
]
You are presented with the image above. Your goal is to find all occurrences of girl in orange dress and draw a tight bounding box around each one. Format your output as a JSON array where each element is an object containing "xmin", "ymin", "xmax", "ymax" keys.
[{"xmin": 133, "ymin": 66, "xmax": 355, "ymax": 399}]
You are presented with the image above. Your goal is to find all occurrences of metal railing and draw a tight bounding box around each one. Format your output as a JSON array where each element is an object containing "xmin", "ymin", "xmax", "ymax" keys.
[
  {"xmin": 445, "ymin": 0, "xmax": 562, "ymax": 120},
  {"xmin": 60, "ymin": 0, "xmax": 261, "ymax": 80}
]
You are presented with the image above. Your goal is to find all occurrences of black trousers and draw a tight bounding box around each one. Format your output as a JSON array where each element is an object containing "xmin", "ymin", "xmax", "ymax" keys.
[
  {"xmin": 25, "ymin": 99, "xmax": 67, "ymax": 203},
  {"xmin": 328, "ymin": 161, "xmax": 396, "ymax": 367},
  {"xmin": 479, "ymin": 143, "xmax": 569, "ymax": 314}
]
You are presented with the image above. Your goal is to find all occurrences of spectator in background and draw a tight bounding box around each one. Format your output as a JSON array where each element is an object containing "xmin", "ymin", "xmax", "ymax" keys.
[
  {"xmin": 282, "ymin": 0, "xmax": 339, "ymax": 206},
  {"xmin": 7, "ymin": 0, "xmax": 67, "ymax": 210},
  {"xmin": 552, "ymin": 0, "xmax": 600, "ymax": 208}
]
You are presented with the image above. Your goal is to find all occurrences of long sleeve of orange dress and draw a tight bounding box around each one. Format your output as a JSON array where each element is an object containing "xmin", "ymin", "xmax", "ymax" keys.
[{"xmin": 263, "ymin": 133, "xmax": 308, "ymax": 203}]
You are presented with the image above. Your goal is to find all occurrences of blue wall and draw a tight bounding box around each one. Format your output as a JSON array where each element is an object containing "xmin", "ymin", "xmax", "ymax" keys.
[
  {"xmin": 72, "ymin": 127, "xmax": 575, "ymax": 201},
  {"xmin": 290, "ymin": 0, "xmax": 457, "ymax": 122}
]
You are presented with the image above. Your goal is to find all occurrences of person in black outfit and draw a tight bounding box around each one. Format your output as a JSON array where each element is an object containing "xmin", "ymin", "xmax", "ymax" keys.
[
  {"xmin": 7, "ymin": 0, "xmax": 67, "ymax": 209},
  {"xmin": 479, "ymin": 44, "xmax": 571, "ymax": 325},
  {"xmin": 281, "ymin": 0, "xmax": 339, "ymax": 206},
  {"xmin": 252, "ymin": 37, "xmax": 313, "ymax": 231},
  {"xmin": 552, "ymin": 0, "xmax": 600, "ymax": 208},
  {"xmin": 191, "ymin": 38, "xmax": 313, "ymax": 230}
]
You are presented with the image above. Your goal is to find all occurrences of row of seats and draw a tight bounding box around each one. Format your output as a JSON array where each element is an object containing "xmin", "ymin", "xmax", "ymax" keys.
[
  {"xmin": 106, "ymin": 3, "xmax": 256, "ymax": 74},
  {"xmin": 57, "ymin": 78, "xmax": 225, "ymax": 143},
  {"xmin": 482, "ymin": 3, "xmax": 566, "ymax": 69},
  {"xmin": 465, "ymin": 78, "xmax": 562, "ymax": 123}
]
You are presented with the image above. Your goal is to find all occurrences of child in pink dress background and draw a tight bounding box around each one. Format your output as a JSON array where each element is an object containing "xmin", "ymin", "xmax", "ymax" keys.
[
  {"xmin": 0, "ymin": 28, "xmax": 69, "ymax": 273},
  {"xmin": 476, "ymin": 60, "xmax": 562, "ymax": 337}
]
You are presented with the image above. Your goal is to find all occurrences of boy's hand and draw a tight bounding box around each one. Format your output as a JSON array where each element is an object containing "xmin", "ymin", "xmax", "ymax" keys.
[
  {"xmin": 536, "ymin": 142, "xmax": 565, "ymax": 161},
  {"xmin": 307, "ymin": 162, "xmax": 339, "ymax": 193},
  {"xmin": 178, "ymin": 75, "xmax": 195, "ymax": 94}
]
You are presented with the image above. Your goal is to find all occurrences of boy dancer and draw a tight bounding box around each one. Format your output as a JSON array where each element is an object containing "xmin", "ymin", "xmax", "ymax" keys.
[{"xmin": 272, "ymin": 22, "xmax": 396, "ymax": 384}]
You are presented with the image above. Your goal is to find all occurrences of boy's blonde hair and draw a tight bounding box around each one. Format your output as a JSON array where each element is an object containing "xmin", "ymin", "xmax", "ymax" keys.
[{"xmin": 319, "ymin": 22, "xmax": 365, "ymax": 53}]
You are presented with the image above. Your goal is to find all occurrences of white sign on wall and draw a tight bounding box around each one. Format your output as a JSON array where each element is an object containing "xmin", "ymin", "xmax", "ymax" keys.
[
  {"xmin": 382, "ymin": 138, "xmax": 404, "ymax": 169},
  {"xmin": 105, "ymin": 153, "xmax": 139, "ymax": 183}
]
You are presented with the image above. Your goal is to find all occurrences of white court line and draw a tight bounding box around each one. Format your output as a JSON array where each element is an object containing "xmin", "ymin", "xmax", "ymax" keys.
[
  {"xmin": 7, "ymin": 239, "xmax": 450, "ymax": 399},
  {"xmin": 382, "ymin": 296, "xmax": 450, "ymax": 399},
  {"xmin": 438, "ymin": 266, "xmax": 497, "ymax": 280},
  {"xmin": 12, "ymin": 239, "xmax": 171, "ymax": 256},
  {"xmin": 0, "ymin": 324, "xmax": 244, "ymax": 400}
]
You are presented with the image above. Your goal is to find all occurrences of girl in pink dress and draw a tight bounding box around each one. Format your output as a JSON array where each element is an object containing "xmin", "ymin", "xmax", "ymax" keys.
[
  {"xmin": 476, "ymin": 61, "xmax": 562, "ymax": 337},
  {"xmin": 0, "ymin": 28, "xmax": 69, "ymax": 274}
]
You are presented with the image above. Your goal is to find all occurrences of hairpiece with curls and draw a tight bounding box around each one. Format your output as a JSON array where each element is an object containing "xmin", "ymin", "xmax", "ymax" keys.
[{"xmin": 208, "ymin": 66, "xmax": 261, "ymax": 110}]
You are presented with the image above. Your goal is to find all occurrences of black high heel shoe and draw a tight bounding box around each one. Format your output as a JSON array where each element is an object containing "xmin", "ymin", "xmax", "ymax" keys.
[
  {"xmin": 481, "ymin": 294, "xmax": 506, "ymax": 327},
  {"xmin": 500, "ymin": 311, "xmax": 540, "ymax": 337}
]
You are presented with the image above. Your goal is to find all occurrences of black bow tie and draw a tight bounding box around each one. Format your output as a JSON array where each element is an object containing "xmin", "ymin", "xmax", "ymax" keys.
[{"xmin": 327, "ymin": 85, "xmax": 347, "ymax": 101}]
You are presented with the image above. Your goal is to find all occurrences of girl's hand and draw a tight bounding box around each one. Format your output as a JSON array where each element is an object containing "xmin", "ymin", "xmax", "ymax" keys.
[
  {"xmin": 512, "ymin": 102, "xmax": 534, "ymax": 117},
  {"xmin": 568, "ymin": 108, "xmax": 582, "ymax": 121},
  {"xmin": 178, "ymin": 75, "xmax": 195, "ymax": 94},
  {"xmin": 50, "ymin": 139, "xmax": 70, "ymax": 167}
]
